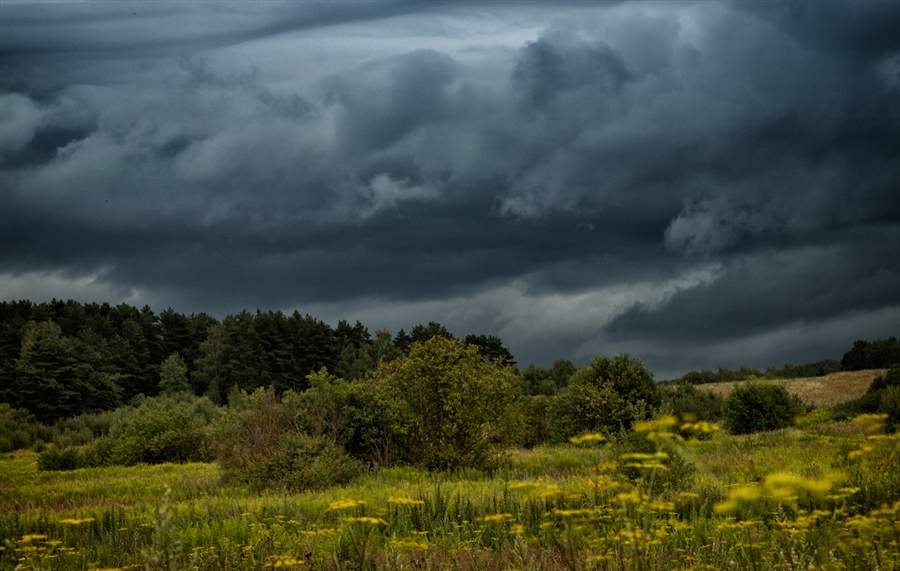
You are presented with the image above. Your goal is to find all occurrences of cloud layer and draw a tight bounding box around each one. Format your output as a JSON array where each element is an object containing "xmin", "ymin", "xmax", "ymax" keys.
[{"xmin": 2, "ymin": 1, "xmax": 899, "ymax": 377}]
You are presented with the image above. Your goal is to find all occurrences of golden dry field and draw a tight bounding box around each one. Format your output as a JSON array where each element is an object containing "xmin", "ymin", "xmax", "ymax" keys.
[{"xmin": 696, "ymin": 369, "xmax": 888, "ymax": 407}]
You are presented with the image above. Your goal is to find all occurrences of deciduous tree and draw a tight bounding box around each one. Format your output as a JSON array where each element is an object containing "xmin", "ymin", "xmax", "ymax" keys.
[{"xmin": 373, "ymin": 336, "xmax": 520, "ymax": 470}]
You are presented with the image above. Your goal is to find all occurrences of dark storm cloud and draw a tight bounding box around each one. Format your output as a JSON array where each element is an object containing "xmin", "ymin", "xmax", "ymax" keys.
[
  {"xmin": 0, "ymin": 2, "xmax": 440, "ymax": 57},
  {"xmin": 607, "ymin": 230, "xmax": 900, "ymax": 342},
  {"xmin": 739, "ymin": 1, "xmax": 900, "ymax": 57},
  {"xmin": 2, "ymin": 1, "xmax": 898, "ymax": 374}
]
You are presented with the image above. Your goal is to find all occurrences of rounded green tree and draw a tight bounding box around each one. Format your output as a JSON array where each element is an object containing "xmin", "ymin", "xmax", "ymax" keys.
[
  {"xmin": 553, "ymin": 353, "xmax": 661, "ymax": 439},
  {"xmin": 723, "ymin": 382, "xmax": 804, "ymax": 434},
  {"xmin": 373, "ymin": 336, "xmax": 520, "ymax": 470}
]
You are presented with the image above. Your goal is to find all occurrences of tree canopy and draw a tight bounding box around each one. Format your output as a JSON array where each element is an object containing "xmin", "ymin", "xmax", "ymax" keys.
[{"xmin": 373, "ymin": 336, "xmax": 520, "ymax": 470}]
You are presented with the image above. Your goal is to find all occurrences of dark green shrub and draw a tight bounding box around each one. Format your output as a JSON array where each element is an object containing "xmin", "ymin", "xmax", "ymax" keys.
[
  {"xmin": 36, "ymin": 439, "xmax": 111, "ymax": 471},
  {"xmin": 49, "ymin": 408, "xmax": 120, "ymax": 446},
  {"xmin": 722, "ymin": 382, "xmax": 805, "ymax": 434},
  {"xmin": 867, "ymin": 365, "xmax": 900, "ymax": 394},
  {"xmin": 551, "ymin": 354, "xmax": 662, "ymax": 442},
  {"xmin": 106, "ymin": 394, "xmax": 219, "ymax": 465},
  {"xmin": 268, "ymin": 432, "xmax": 363, "ymax": 491},
  {"xmin": 216, "ymin": 387, "xmax": 363, "ymax": 490},
  {"xmin": 664, "ymin": 382, "xmax": 725, "ymax": 423},
  {"xmin": 0, "ymin": 403, "xmax": 51, "ymax": 452},
  {"xmin": 37, "ymin": 394, "xmax": 219, "ymax": 470},
  {"xmin": 215, "ymin": 387, "xmax": 302, "ymax": 484},
  {"xmin": 833, "ymin": 366, "xmax": 900, "ymax": 427},
  {"xmin": 879, "ymin": 386, "xmax": 900, "ymax": 433},
  {"xmin": 37, "ymin": 444, "xmax": 82, "ymax": 471},
  {"xmin": 294, "ymin": 368, "xmax": 382, "ymax": 455},
  {"xmin": 372, "ymin": 337, "xmax": 521, "ymax": 471},
  {"xmin": 551, "ymin": 382, "xmax": 625, "ymax": 443}
]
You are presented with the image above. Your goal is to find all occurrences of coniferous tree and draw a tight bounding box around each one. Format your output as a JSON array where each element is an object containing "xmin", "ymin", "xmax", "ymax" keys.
[
  {"xmin": 12, "ymin": 320, "xmax": 120, "ymax": 423},
  {"xmin": 254, "ymin": 310, "xmax": 294, "ymax": 393},
  {"xmin": 118, "ymin": 318, "xmax": 156, "ymax": 399},
  {"xmin": 193, "ymin": 323, "xmax": 229, "ymax": 403},
  {"xmin": 410, "ymin": 322, "xmax": 454, "ymax": 344},
  {"xmin": 393, "ymin": 329, "xmax": 412, "ymax": 354},
  {"xmin": 224, "ymin": 310, "xmax": 268, "ymax": 393},
  {"xmin": 463, "ymin": 334, "xmax": 515, "ymax": 365},
  {"xmin": 139, "ymin": 305, "xmax": 164, "ymax": 385},
  {"xmin": 286, "ymin": 312, "xmax": 338, "ymax": 389},
  {"xmin": 159, "ymin": 308, "xmax": 192, "ymax": 365}
]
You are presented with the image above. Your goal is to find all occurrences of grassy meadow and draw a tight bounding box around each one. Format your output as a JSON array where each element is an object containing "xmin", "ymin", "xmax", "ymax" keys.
[
  {"xmin": 2, "ymin": 413, "xmax": 898, "ymax": 571},
  {"xmin": 695, "ymin": 369, "xmax": 887, "ymax": 408}
]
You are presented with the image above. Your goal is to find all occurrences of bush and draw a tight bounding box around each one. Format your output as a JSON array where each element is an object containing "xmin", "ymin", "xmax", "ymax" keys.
[
  {"xmin": 663, "ymin": 382, "xmax": 725, "ymax": 423},
  {"xmin": 268, "ymin": 432, "xmax": 363, "ymax": 491},
  {"xmin": 834, "ymin": 366, "xmax": 900, "ymax": 426},
  {"xmin": 552, "ymin": 381, "xmax": 626, "ymax": 442},
  {"xmin": 551, "ymin": 354, "xmax": 661, "ymax": 440},
  {"xmin": 37, "ymin": 394, "xmax": 220, "ymax": 470},
  {"xmin": 723, "ymin": 382, "xmax": 805, "ymax": 434},
  {"xmin": 36, "ymin": 444, "xmax": 82, "ymax": 471},
  {"xmin": 0, "ymin": 403, "xmax": 51, "ymax": 452},
  {"xmin": 867, "ymin": 365, "xmax": 900, "ymax": 394},
  {"xmin": 294, "ymin": 368, "xmax": 390, "ymax": 463},
  {"xmin": 372, "ymin": 337, "xmax": 521, "ymax": 471},
  {"xmin": 102, "ymin": 394, "xmax": 218, "ymax": 465},
  {"xmin": 879, "ymin": 386, "xmax": 900, "ymax": 433},
  {"xmin": 215, "ymin": 387, "xmax": 363, "ymax": 490}
]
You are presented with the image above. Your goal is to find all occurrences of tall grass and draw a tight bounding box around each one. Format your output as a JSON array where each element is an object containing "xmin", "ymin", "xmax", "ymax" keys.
[{"xmin": 2, "ymin": 414, "xmax": 898, "ymax": 570}]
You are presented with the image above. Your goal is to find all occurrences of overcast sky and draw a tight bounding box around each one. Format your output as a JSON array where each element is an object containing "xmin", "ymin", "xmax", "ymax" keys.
[{"xmin": 2, "ymin": 1, "xmax": 899, "ymax": 378}]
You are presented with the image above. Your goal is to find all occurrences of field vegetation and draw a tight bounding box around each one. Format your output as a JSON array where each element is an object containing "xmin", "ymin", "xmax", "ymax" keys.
[
  {"xmin": 2, "ymin": 405, "xmax": 899, "ymax": 570},
  {"xmin": 1, "ymin": 300, "xmax": 898, "ymax": 569}
]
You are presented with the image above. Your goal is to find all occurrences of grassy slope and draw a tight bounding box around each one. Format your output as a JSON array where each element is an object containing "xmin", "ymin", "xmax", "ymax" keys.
[{"xmin": 695, "ymin": 368, "xmax": 887, "ymax": 407}]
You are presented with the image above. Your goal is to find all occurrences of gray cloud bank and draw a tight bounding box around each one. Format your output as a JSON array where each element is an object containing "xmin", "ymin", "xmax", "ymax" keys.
[{"xmin": 2, "ymin": 1, "xmax": 899, "ymax": 378}]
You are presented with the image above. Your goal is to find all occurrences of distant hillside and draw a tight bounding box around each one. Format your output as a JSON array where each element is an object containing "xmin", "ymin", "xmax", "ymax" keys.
[{"xmin": 695, "ymin": 369, "xmax": 888, "ymax": 407}]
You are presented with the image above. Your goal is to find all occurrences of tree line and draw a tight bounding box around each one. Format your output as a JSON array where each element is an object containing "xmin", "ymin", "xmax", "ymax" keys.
[
  {"xmin": 1, "ymin": 299, "xmax": 897, "ymax": 486},
  {"xmin": 1, "ymin": 299, "xmax": 896, "ymax": 428},
  {"xmin": 0, "ymin": 300, "xmax": 513, "ymax": 423},
  {"xmin": 669, "ymin": 337, "xmax": 899, "ymax": 385}
]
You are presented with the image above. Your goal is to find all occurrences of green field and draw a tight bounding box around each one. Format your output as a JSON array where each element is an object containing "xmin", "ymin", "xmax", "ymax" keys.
[{"xmin": 2, "ymin": 414, "xmax": 898, "ymax": 571}]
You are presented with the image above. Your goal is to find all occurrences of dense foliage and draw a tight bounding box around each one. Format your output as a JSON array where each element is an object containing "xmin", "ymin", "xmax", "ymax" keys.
[
  {"xmin": 372, "ymin": 337, "xmax": 521, "ymax": 470},
  {"xmin": 0, "ymin": 403, "xmax": 49, "ymax": 453},
  {"xmin": 661, "ymin": 381, "xmax": 725, "ymax": 422},
  {"xmin": 841, "ymin": 337, "xmax": 900, "ymax": 370},
  {"xmin": 36, "ymin": 393, "xmax": 220, "ymax": 470},
  {"xmin": 722, "ymin": 381, "xmax": 806, "ymax": 434},
  {"xmin": 215, "ymin": 387, "xmax": 364, "ymax": 491},
  {"xmin": 1, "ymin": 298, "xmax": 896, "ymax": 497},
  {"xmin": 0, "ymin": 300, "xmax": 514, "ymax": 423},
  {"xmin": 835, "ymin": 366, "xmax": 900, "ymax": 432},
  {"xmin": 673, "ymin": 359, "xmax": 842, "ymax": 385}
]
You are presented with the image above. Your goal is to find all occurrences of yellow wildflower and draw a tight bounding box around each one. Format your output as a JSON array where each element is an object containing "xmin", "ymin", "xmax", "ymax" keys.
[{"xmin": 327, "ymin": 499, "xmax": 365, "ymax": 511}]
